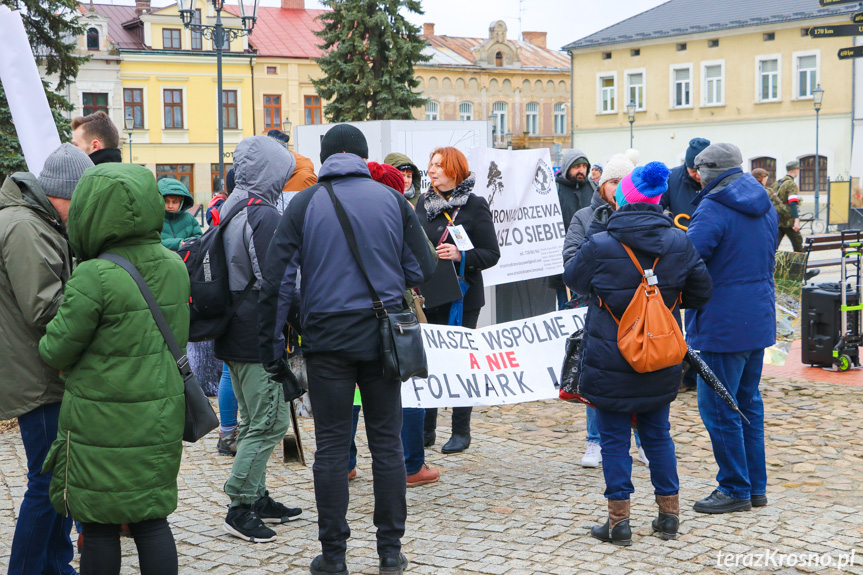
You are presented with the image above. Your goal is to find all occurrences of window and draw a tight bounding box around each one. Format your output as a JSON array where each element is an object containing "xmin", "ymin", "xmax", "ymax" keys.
[
  {"xmin": 222, "ymin": 90, "xmax": 238, "ymax": 130},
  {"xmin": 266, "ymin": 66, "xmax": 277, "ymax": 75},
  {"xmin": 671, "ymin": 65, "xmax": 691, "ymax": 108},
  {"xmin": 164, "ymin": 89, "xmax": 183, "ymax": 129},
  {"xmin": 304, "ymin": 96, "xmax": 322, "ymax": 124},
  {"xmin": 163, "ymin": 28, "xmax": 181, "ymax": 50},
  {"xmin": 425, "ymin": 101, "xmax": 439, "ymax": 121},
  {"xmin": 525, "ymin": 102, "xmax": 539, "ymax": 135},
  {"xmin": 211, "ymin": 163, "xmax": 232, "ymax": 193},
  {"xmin": 191, "ymin": 10, "xmax": 202, "ymax": 50},
  {"xmin": 626, "ymin": 70, "xmax": 645, "ymax": 111},
  {"xmin": 156, "ymin": 165, "xmax": 193, "ymax": 193},
  {"xmin": 598, "ymin": 74, "xmax": 616, "ymax": 113},
  {"xmin": 708, "ymin": 39, "xmax": 719, "ymax": 48},
  {"xmin": 495, "ymin": 52, "xmax": 503, "ymax": 67},
  {"xmin": 264, "ymin": 95, "xmax": 281, "ymax": 131},
  {"xmin": 602, "ymin": 52, "xmax": 612, "ymax": 60},
  {"xmin": 797, "ymin": 53, "xmax": 818, "ymax": 99},
  {"xmin": 492, "ymin": 101, "xmax": 507, "ymax": 137},
  {"xmin": 763, "ymin": 32, "xmax": 775, "ymax": 42},
  {"xmin": 82, "ymin": 93, "xmax": 108, "ymax": 116},
  {"xmin": 554, "ymin": 103, "xmax": 566, "ymax": 135},
  {"xmin": 751, "ymin": 157, "xmax": 776, "ymax": 186},
  {"xmin": 703, "ymin": 61, "xmax": 724, "ymax": 106},
  {"xmin": 758, "ymin": 56, "xmax": 781, "ymax": 102},
  {"xmin": 799, "ymin": 155, "xmax": 827, "ymax": 192},
  {"xmin": 459, "ymin": 102, "xmax": 473, "ymax": 121},
  {"xmin": 86, "ymin": 27, "xmax": 99, "ymax": 50},
  {"xmin": 630, "ymin": 48, "xmax": 640, "ymax": 57},
  {"xmin": 123, "ymin": 88, "xmax": 144, "ymax": 129},
  {"xmin": 676, "ymin": 43, "xmax": 687, "ymax": 51}
]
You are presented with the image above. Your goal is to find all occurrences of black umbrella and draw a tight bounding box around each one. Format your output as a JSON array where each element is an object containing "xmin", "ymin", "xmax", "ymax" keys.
[{"xmin": 684, "ymin": 347, "xmax": 751, "ymax": 425}]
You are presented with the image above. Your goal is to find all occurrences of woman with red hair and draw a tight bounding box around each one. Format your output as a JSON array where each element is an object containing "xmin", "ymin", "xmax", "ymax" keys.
[{"xmin": 416, "ymin": 147, "xmax": 500, "ymax": 454}]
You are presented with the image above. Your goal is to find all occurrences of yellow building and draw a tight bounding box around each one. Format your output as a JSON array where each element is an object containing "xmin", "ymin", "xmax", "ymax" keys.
[{"xmin": 563, "ymin": 0, "xmax": 857, "ymax": 190}]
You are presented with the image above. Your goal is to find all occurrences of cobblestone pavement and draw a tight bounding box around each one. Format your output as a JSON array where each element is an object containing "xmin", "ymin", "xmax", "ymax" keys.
[{"xmin": 2, "ymin": 375, "xmax": 862, "ymax": 575}]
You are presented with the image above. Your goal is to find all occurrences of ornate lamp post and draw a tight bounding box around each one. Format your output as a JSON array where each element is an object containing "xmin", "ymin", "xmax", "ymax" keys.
[
  {"xmin": 627, "ymin": 101, "xmax": 637, "ymax": 148},
  {"xmin": 488, "ymin": 113, "xmax": 497, "ymax": 148},
  {"xmin": 813, "ymin": 84, "xmax": 824, "ymax": 219},
  {"xmin": 282, "ymin": 116, "xmax": 293, "ymax": 142},
  {"xmin": 124, "ymin": 113, "xmax": 135, "ymax": 163},
  {"xmin": 505, "ymin": 131, "xmax": 513, "ymax": 150},
  {"xmin": 177, "ymin": 0, "xmax": 258, "ymax": 193}
]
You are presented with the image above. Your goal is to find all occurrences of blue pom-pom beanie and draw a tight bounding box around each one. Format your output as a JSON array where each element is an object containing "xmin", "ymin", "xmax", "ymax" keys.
[{"xmin": 615, "ymin": 161, "xmax": 671, "ymax": 207}]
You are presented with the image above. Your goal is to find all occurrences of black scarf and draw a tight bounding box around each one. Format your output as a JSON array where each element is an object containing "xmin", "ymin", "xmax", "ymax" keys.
[{"xmin": 422, "ymin": 174, "xmax": 475, "ymax": 220}]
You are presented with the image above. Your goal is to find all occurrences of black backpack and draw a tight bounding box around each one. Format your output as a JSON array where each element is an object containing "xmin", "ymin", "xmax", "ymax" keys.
[{"xmin": 177, "ymin": 200, "xmax": 256, "ymax": 342}]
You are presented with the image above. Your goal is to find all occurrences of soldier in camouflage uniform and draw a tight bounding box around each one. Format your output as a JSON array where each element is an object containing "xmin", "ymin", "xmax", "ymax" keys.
[{"xmin": 771, "ymin": 160, "xmax": 803, "ymax": 252}]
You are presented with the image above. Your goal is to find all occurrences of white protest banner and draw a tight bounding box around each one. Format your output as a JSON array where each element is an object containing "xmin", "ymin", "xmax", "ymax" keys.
[
  {"xmin": 468, "ymin": 147, "xmax": 564, "ymax": 287},
  {"xmin": 402, "ymin": 308, "xmax": 587, "ymax": 409},
  {"xmin": 0, "ymin": 6, "xmax": 62, "ymax": 176}
]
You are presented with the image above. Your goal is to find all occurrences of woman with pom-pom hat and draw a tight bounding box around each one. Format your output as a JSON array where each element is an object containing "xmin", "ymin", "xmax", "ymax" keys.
[{"xmin": 564, "ymin": 161, "xmax": 714, "ymax": 546}]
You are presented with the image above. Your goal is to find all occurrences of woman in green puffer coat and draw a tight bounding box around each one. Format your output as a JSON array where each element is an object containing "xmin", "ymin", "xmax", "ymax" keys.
[{"xmin": 39, "ymin": 163, "xmax": 189, "ymax": 575}]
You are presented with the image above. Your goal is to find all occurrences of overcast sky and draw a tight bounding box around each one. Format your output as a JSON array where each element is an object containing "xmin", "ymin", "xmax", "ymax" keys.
[{"xmin": 114, "ymin": 0, "xmax": 670, "ymax": 52}]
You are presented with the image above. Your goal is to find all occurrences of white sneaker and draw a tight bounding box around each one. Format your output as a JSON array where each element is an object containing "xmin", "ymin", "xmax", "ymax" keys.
[
  {"xmin": 638, "ymin": 446, "xmax": 650, "ymax": 467},
  {"xmin": 581, "ymin": 442, "xmax": 602, "ymax": 467}
]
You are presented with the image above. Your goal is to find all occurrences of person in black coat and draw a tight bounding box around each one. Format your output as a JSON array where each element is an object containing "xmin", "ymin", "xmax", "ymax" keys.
[
  {"xmin": 416, "ymin": 147, "xmax": 501, "ymax": 454},
  {"xmin": 565, "ymin": 162, "xmax": 712, "ymax": 546}
]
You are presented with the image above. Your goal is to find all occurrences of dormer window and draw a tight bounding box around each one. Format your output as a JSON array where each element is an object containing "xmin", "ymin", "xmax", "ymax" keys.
[
  {"xmin": 495, "ymin": 51, "xmax": 503, "ymax": 67},
  {"xmin": 87, "ymin": 27, "xmax": 99, "ymax": 51}
]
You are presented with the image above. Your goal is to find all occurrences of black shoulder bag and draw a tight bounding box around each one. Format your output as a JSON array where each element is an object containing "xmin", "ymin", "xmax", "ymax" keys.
[
  {"xmin": 99, "ymin": 252, "xmax": 219, "ymax": 442},
  {"xmin": 321, "ymin": 181, "xmax": 428, "ymax": 382}
]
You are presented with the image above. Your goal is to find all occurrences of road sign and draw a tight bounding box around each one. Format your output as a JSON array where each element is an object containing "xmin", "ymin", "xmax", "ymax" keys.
[
  {"xmin": 809, "ymin": 24, "xmax": 863, "ymax": 37},
  {"xmin": 839, "ymin": 46, "xmax": 863, "ymax": 59},
  {"xmin": 854, "ymin": 11, "xmax": 863, "ymax": 23},
  {"xmin": 821, "ymin": 0, "xmax": 863, "ymax": 6}
]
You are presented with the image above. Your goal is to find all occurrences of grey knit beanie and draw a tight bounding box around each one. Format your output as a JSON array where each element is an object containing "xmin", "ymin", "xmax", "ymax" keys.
[
  {"xmin": 38, "ymin": 143, "xmax": 94, "ymax": 199},
  {"xmin": 694, "ymin": 143, "xmax": 742, "ymax": 188}
]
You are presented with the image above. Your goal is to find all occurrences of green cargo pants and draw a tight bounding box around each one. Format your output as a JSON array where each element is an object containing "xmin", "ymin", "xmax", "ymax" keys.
[{"xmin": 224, "ymin": 361, "xmax": 292, "ymax": 506}]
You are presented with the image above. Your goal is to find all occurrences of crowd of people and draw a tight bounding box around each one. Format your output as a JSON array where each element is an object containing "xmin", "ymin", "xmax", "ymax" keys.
[{"xmin": 1, "ymin": 109, "xmax": 793, "ymax": 573}]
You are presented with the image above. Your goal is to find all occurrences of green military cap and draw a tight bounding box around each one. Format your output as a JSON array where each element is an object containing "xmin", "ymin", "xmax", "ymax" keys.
[{"xmin": 786, "ymin": 160, "xmax": 800, "ymax": 171}]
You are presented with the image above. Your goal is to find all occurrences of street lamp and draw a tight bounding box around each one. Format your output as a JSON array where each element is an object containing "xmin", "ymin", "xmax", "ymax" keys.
[
  {"xmin": 177, "ymin": 0, "xmax": 258, "ymax": 195},
  {"xmin": 505, "ymin": 131, "xmax": 513, "ymax": 150},
  {"xmin": 282, "ymin": 116, "xmax": 292, "ymax": 142},
  {"xmin": 488, "ymin": 113, "xmax": 497, "ymax": 148},
  {"xmin": 124, "ymin": 112, "xmax": 135, "ymax": 163},
  {"xmin": 813, "ymin": 84, "xmax": 824, "ymax": 219},
  {"xmin": 627, "ymin": 101, "xmax": 637, "ymax": 148}
]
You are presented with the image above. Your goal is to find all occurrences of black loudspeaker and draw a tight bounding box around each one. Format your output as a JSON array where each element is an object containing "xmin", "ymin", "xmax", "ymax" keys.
[{"xmin": 801, "ymin": 283, "xmax": 860, "ymax": 366}]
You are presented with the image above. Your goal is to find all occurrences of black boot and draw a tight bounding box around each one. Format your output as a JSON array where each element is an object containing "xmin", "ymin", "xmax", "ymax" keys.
[
  {"xmin": 423, "ymin": 430, "xmax": 435, "ymax": 447},
  {"xmin": 590, "ymin": 500, "xmax": 632, "ymax": 546},
  {"xmin": 310, "ymin": 555, "xmax": 349, "ymax": 575},
  {"xmin": 651, "ymin": 494, "xmax": 679, "ymax": 540},
  {"xmin": 441, "ymin": 433, "xmax": 471, "ymax": 454}
]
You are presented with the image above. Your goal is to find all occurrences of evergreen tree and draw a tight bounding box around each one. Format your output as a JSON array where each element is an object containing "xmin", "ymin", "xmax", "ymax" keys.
[
  {"xmin": 0, "ymin": 0, "xmax": 84, "ymax": 177},
  {"xmin": 313, "ymin": 0, "xmax": 430, "ymax": 122}
]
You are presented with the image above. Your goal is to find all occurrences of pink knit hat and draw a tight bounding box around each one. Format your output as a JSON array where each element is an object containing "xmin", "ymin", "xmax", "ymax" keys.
[{"xmin": 615, "ymin": 162, "xmax": 670, "ymax": 206}]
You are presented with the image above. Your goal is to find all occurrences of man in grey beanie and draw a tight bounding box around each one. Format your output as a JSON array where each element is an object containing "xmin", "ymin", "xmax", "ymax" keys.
[{"xmin": 1, "ymin": 142, "xmax": 92, "ymax": 574}]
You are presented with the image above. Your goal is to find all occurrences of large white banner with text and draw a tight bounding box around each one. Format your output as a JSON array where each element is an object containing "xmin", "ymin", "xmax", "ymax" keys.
[
  {"xmin": 469, "ymin": 147, "xmax": 564, "ymax": 287},
  {"xmin": 401, "ymin": 308, "xmax": 587, "ymax": 408}
]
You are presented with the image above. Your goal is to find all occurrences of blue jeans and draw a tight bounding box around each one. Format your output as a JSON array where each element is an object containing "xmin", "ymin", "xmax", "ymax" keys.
[
  {"xmin": 350, "ymin": 406, "xmax": 425, "ymax": 475},
  {"xmin": 697, "ymin": 349, "xmax": 767, "ymax": 501},
  {"xmin": 10, "ymin": 402, "xmax": 76, "ymax": 575},
  {"xmin": 586, "ymin": 405, "xmax": 640, "ymax": 447},
  {"xmin": 218, "ymin": 363, "xmax": 238, "ymax": 429},
  {"xmin": 595, "ymin": 404, "xmax": 678, "ymax": 500},
  {"xmin": 555, "ymin": 287, "xmax": 569, "ymax": 310}
]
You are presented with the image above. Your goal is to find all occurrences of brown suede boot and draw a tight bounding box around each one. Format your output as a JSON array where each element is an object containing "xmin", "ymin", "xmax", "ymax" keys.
[
  {"xmin": 590, "ymin": 499, "xmax": 632, "ymax": 546},
  {"xmin": 652, "ymin": 494, "xmax": 680, "ymax": 540}
]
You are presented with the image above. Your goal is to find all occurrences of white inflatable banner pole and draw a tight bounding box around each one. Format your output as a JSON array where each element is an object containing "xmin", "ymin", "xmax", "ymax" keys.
[{"xmin": 0, "ymin": 6, "xmax": 62, "ymax": 176}]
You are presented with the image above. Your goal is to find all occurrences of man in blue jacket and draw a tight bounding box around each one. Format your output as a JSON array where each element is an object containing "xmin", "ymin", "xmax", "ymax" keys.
[
  {"xmin": 686, "ymin": 143, "xmax": 778, "ymax": 514},
  {"xmin": 258, "ymin": 125, "xmax": 436, "ymax": 575}
]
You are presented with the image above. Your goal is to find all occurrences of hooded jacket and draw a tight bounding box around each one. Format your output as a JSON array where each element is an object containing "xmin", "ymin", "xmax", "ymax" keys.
[
  {"xmin": 660, "ymin": 164, "xmax": 701, "ymax": 218},
  {"xmin": 557, "ymin": 149, "xmax": 596, "ymax": 229},
  {"xmin": 39, "ymin": 163, "xmax": 189, "ymax": 524},
  {"xmin": 564, "ymin": 203, "xmax": 713, "ymax": 413},
  {"xmin": 158, "ymin": 177, "xmax": 202, "ymax": 250},
  {"xmin": 384, "ymin": 152, "xmax": 421, "ymax": 206},
  {"xmin": 259, "ymin": 153, "xmax": 436, "ymax": 365},
  {"xmin": 217, "ymin": 136, "xmax": 294, "ymax": 363},
  {"xmin": 0, "ymin": 173, "xmax": 72, "ymax": 420},
  {"xmin": 686, "ymin": 169, "xmax": 778, "ymax": 353}
]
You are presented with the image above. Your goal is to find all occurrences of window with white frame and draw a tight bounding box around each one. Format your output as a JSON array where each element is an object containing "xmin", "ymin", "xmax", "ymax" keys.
[
  {"xmin": 797, "ymin": 53, "xmax": 818, "ymax": 98},
  {"xmin": 554, "ymin": 103, "xmax": 566, "ymax": 135},
  {"xmin": 459, "ymin": 102, "xmax": 473, "ymax": 121},
  {"xmin": 758, "ymin": 56, "xmax": 781, "ymax": 102},
  {"xmin": 671, "ymin": 65, "xmax": 692, "ymax": 108},
  {"xmin": 598, "ymin": 74, "xmax": 616, "ymax": 113},
  {"xmin": 425, "ymin": 101, "xmax": 439, "ymax": 121},
  {"xmin": 702, "ymin": 61, "xmax": 724, "ymax": 106},
  {"xmin": 525, "ymin": 102, "xmax": 539, "ymax": 135},
  {"xmin": 626, "ymin": 70, "xmax": 645, "ymax": 111},
  {"xmin": 492, "ymin": 101, "xmax": 508, "ymax": 135}
]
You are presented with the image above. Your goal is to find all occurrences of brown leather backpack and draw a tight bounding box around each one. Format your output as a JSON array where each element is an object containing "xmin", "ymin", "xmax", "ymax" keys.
[{"xmin": 602, "ymin": 243, "xmax": 687, "ymax": 373}]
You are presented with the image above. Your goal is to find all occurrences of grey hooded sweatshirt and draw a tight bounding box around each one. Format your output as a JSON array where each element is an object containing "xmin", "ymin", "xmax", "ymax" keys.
[{"xmin": 556, "ymin": 148, "xmax": 596, "ymax": 230}]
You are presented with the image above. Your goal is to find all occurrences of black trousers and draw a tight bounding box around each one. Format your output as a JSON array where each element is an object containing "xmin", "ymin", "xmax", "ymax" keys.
[
  {"xmin": 306, "ymin": 353, "xmax": 406, "ymax": 562},
  {"xmin": 423, "ymin": 306, "xmax": 481, "ymax": 436},
  {"xmin": 778, "ymin": 227, "xmax": 804, "ymax": 253},
  {"xmin": 80, "ymin": 518, "xmax": 176, "ymax": 575}
]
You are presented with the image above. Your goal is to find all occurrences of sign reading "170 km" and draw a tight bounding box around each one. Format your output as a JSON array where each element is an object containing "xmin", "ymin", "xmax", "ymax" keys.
[{"xmin": 809, "ymin": 24, "xmax": 863, "ymax": 37}]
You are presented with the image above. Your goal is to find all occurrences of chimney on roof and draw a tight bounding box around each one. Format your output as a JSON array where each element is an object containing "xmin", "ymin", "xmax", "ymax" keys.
[
  {"xmin": 423, "ymin": 23, "xmax": 435, "ymax": 36},
  {"xmin": 281, "ymin": 0, "xmax": 305, "ymax": 9},
  {"xmin": 522, "ymin": 31, "xmax": 547, "ymax": 49},
  {"xmin": 135, "ymin": 0, "xmax": 150, "ymax": 15}
]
